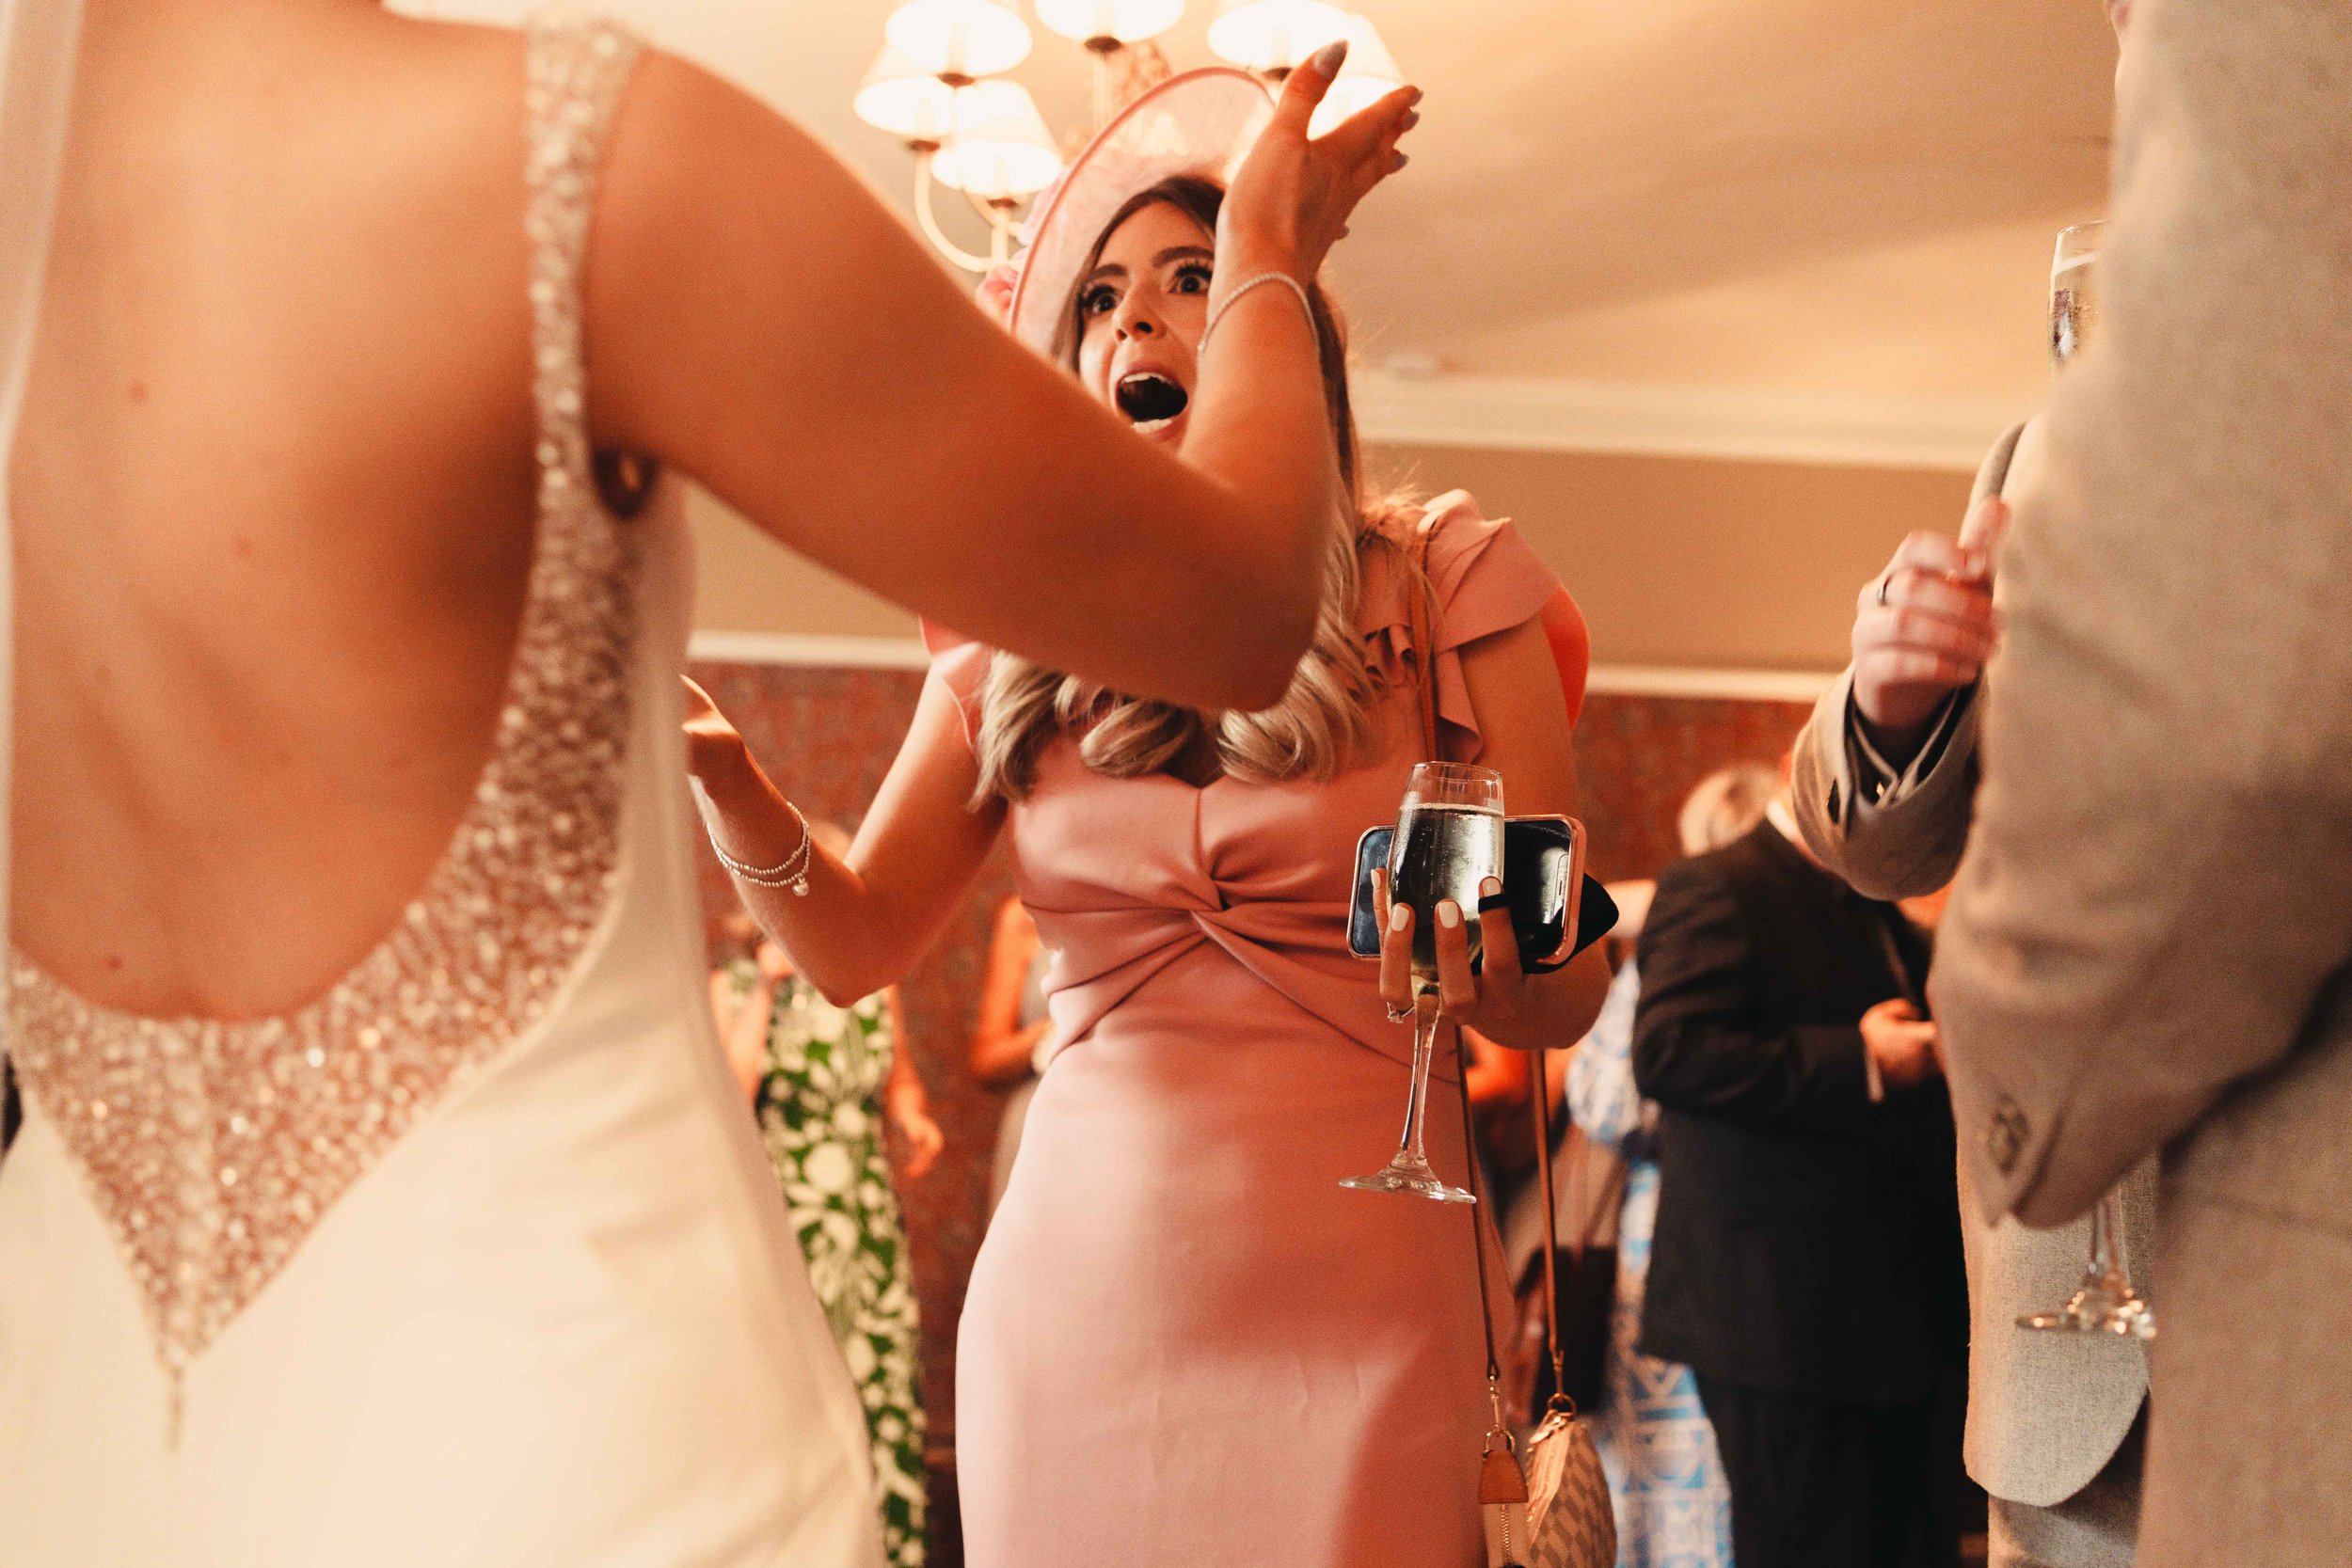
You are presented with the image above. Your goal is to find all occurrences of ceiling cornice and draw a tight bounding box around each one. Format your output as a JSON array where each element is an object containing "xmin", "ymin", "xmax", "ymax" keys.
[{"xmin": 1356, "ymin": 370, "xmax": 2025, "ymax": 473}]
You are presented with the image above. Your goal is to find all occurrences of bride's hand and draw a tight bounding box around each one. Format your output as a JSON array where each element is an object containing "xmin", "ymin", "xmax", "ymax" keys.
[
  {"xmin": 1217, "ymin": 40, "xmax": 1420, "ymax": 282},
  {"xmin": 1376, "ymin": 870, "xmax": 1540, "ymax": 1048}
]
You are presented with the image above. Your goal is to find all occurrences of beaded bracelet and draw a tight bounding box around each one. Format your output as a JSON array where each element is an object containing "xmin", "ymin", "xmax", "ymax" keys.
[
  {"xmin": 710, "ymin": 800, "xmax": 813, "ymax": 895},
  {"xmin": 1198, "ymin": 271, "xmax": 1316, "ymax": 357}
]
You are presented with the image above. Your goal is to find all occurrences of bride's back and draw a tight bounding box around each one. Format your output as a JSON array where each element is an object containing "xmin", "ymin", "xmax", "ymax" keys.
[{"xmin": 12, "ymin": 3, "xmax": 550, "ymax": 1022}]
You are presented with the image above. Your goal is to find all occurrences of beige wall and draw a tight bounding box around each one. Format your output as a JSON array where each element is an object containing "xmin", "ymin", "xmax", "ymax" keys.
[
  {"xmin": 690, "ymin": 443, "xmax": 1979, "ymax": 673},
  {"xmin": 1368, "ymin": 444, "xmax": 1976, "ymax": 671},
  {"xmin": 689, "ymin": 489, "xmax": 918, "ymax": 642}
]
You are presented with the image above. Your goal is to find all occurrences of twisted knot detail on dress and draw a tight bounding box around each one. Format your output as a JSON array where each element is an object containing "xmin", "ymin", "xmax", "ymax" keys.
[
  {"xmin": 927, "ymin": 493, "xmax": 1581, "ymax": 1082},
  {"xmin": 3, "ymin": 12, "xmax": 646, "ymax": 1385}
]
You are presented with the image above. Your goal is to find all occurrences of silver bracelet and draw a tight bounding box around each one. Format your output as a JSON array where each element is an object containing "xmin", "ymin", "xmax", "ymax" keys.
[
  {"xmin": 1199, "ymin": 271, "xmax": 1315, "ymax": 357},
  {"xmin": 710, "ymin": 800, "xmax": 813, "ymax": 895}
]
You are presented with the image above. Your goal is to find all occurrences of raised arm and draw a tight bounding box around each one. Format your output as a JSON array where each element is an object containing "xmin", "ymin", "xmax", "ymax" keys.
[
  {"xmin": 587, "ymin": 47, "xmax": 1415, "ymax": 713},
  {"xmin": 1788, "ymin": 425, "xmax": 2022, "ymax": 900},
  {"xmin": 687, "ymin": 675, "xmax": 1005, "ymax": 1006}
]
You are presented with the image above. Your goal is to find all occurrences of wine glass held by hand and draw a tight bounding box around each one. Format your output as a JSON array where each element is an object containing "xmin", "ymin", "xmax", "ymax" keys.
[
  {"xmin": 1352, "ymin": 759, "xmax": 1616, "ymax": 1203},
  {"xmin": 1343, "ymin": 763, "xmax": 1504, "ymax": 1202}
]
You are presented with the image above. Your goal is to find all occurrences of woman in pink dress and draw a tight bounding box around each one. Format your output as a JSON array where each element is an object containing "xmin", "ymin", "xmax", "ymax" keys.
[{"xmin": 687, "ymin": 71, "xmax": 1612, "ymax": 1567}]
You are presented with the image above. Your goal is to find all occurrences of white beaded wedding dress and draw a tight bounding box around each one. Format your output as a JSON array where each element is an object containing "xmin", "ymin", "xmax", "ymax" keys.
[{"xmin": 0, "ymin": 14, "xmax": 880, "ymax": 1566}]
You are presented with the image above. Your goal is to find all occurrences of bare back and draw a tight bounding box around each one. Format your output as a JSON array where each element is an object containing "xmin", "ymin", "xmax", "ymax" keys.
[
  {"xmin": 10, "ymin": 0, "xmax": 1418, "ymax": 1024},
  {"xmin": 11, "ymin": 3, "xmax": 548, "ymax": 1020}
]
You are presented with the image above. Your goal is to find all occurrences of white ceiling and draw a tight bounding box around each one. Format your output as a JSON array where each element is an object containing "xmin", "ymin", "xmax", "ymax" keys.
[{"xmin": 430, "ymin": 0, "xmax": 2118, "ymax": 465}]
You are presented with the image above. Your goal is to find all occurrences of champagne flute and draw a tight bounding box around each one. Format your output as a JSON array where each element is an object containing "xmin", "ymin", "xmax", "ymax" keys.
[
  {"xmin": 2049, "ymin": 220, "xmax": 2104, "ymax": 369},
  {"xmin": 2017, "ymin": 219, "xmax": 2153, "ymax": 1342},
  {"xmin": 1341, "ymin": 762, "xmax": 1502, "ymax": 1205}
]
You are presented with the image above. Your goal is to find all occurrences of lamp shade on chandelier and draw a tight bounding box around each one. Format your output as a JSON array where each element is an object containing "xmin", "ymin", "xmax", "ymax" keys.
[
  {"xmin": 1203, "ymin": 0, "xmax": 1354, "ymax": 73},
  {"xmin": 1033, "ymin": 0, "xmax": 1186, "ymax": 48},
  {"xmin": 859, "ymin": 0, "xmax": 1406, "ymax": 271},
  {"xmin": 884, "ymin": 0, "xmax": 1035, "ymax": 80},
  {"xmin": 854, "ymin": 46, "xmax": 961, "ymax": 144},
  {"xmin": 928, "ymin": 82, "xmax": 1062, "ymax": 198}
]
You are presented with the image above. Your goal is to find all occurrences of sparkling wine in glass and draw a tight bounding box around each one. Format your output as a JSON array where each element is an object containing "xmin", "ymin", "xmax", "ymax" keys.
[
  {"xmin": 1341, "ymin": 762, "xmax": 1502, "ymax": 1205},
  {"xmin": 2016, "ymin": 218, "xmax": 2153, "ymax": 1342},
  {"xmin": 2050, "ymin": 220, "xmax": 2105, "ymax": 369}
]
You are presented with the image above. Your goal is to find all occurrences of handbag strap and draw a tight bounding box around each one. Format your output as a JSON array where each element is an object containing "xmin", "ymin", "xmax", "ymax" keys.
[{"xmin": 1399, "ymin": 513, "xmax": 1512, "ymax": 1425}]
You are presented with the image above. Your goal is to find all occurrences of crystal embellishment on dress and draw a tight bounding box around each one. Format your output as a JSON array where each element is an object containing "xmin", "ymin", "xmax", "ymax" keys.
[{"xmin": 4, "ymin": 12, "xmax": 648, "ymax": 1397}]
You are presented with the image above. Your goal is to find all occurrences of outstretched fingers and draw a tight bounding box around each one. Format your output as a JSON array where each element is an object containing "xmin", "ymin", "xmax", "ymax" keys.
[{"xmin": 1265, "ymin": 39, "xmax": 1351, "ymax": 137}]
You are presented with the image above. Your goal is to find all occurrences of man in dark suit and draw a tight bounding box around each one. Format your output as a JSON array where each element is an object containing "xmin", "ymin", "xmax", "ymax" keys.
[{"xmin": 1633, "ymin": 795, "xmax": 1966, "ymax": 1568}]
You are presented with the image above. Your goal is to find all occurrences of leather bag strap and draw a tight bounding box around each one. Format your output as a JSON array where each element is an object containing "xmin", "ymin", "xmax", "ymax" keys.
[{"xmin": 1401, "ymin": 514, "xmax": 1510, "ymax": 1407}]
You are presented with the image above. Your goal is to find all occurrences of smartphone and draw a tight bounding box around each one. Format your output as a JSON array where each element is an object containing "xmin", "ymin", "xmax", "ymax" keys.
[{"xmin": 1346, "ymin": 815, "xmax": 1617, "ymax": 974}]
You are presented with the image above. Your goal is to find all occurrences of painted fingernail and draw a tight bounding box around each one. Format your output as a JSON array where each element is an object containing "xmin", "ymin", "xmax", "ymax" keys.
[
  {"xmin": 1310, "ymin": 40, "xmax": 1349, "ymax": 76},
  {"xmin": 1391, "ymin": 903, "xmax": 1410, "ymax": 932},
  {"xmin": 1438, "ymin": 901, "xmax": 1462, "ymax": 929},
  {"xmin": 1481, "ymin": 877, "xmax": 1502, "ymax": 898},
  {"xmin": 1401, "ymin": 110, "xmax": 1421, "ymax": 131}
]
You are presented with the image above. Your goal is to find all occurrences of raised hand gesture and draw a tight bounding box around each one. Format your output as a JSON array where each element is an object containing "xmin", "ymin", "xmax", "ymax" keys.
[{"xmin": 1217, "ymin": 40, "xmax": 1420, "ymax": 283}]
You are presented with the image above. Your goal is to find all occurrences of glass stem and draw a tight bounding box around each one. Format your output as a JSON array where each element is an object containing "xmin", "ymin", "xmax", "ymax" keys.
[
  {"xmin": 1397, "ymin": 990, "xmax": 1439, "ymax": 1169},
  {"xmin": 2092, "ymin": 1188, "xmax": 2130, "ymax": 1289}
]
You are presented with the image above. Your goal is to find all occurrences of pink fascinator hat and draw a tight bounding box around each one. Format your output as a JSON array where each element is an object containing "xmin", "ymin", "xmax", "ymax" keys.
[{"xmin": 1006, "ymin": 68, "xmax": 1275, "ymax": 356}]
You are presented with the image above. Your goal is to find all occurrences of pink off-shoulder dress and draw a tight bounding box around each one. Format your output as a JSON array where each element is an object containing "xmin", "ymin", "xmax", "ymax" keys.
[{"xmin": 942, "ymin": 495, "xmax": 1589, "ymax": 1568}]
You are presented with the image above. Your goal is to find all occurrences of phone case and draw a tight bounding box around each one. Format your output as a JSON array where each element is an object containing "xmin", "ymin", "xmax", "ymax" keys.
[{"xmin": 1346, "ymin": 815, "xmax": 1618, "ymax": 973}]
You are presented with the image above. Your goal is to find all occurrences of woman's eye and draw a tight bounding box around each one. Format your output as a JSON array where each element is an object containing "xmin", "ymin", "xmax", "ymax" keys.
[
  {"xmin": 1080, "ymin": 285, "xmax": 1118, "ymax": 317},
  {"xmin": 1173, "ymin": 264, "xmax": 1212, "ymax": 295}
]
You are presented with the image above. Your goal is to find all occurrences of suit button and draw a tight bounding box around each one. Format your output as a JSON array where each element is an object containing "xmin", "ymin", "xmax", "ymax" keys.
[{"xmin": 1986, "ymin": 1095, "xmax": 2028, "ymax": 1174}]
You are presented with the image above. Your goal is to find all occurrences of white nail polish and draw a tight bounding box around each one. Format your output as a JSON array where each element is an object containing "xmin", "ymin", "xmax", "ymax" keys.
[
  {"xmin": 1438, "ymin": 902, "xmax": 1460, "ymax": 929},
  {"xmin": 1390, "ymin": 903, "xmax": 1410, "ymax": 932}
]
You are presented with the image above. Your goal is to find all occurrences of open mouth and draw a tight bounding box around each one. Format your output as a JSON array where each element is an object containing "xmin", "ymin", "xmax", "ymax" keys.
[{"xmin": 1114, "ymin": 372, "xmax": 1190, "ymax": 435}]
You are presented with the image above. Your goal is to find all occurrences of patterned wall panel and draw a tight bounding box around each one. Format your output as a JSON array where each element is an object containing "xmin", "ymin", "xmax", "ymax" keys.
[{"xmin": 683, "ymin": 660, "xmax": 1815, "ymax": 1477}]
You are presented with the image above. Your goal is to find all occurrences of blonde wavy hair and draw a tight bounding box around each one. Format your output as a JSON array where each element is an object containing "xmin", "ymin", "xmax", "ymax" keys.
[{"xmin": 974, "ymin": 176, "xmax": 1418, "ymax": 801}]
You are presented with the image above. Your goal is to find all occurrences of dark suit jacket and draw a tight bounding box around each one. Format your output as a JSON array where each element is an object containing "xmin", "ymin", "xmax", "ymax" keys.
[{"xmin": 1632, "ymin": 820, "xmax": 1964, "ymax": 1406}]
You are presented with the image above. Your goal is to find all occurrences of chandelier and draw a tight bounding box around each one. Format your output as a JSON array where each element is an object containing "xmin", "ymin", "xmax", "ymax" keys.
[{"xmin": 853, "ymin": 1, "xmax": 1404, "ymax": 271}]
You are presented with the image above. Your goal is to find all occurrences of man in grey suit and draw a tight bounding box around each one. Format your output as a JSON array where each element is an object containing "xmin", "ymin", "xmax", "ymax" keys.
[
  {"xmin": 1791, "ymin": 424, "xmax": 2154, "ymax": 1568},
  {"xmin": 1926, "ymin": 0, "xmax": 2352, "ymax": 1565},
  {"xmin": 1792, "ymin": 9, "xmax": 2154, "ymax": 1562}
]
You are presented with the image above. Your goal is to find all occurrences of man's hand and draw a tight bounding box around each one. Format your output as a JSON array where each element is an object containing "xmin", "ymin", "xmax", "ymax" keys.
[
  {"xmin": 1851, "ymin": 493, "xmax": 2009, "ymax": 762},
  {"xmin": 1861, "ymin": 997, "xmax": 1943, "ymax": 1091}
]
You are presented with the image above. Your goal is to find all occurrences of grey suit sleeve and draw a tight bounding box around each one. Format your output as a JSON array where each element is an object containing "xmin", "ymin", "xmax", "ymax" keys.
[
  {"xmin": 1788, "ymin": 425, "xmax": 2017, "ymax": 900},
  {"xmin": 1789, "ymin": 671, "xmax": 1980, "ymax": 902},
  {"xmin": 1931, "ymin": 0, "xmax": 2352, "ymax": 1227}
]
